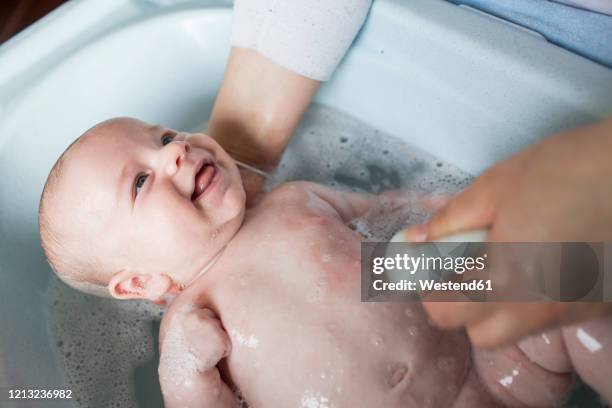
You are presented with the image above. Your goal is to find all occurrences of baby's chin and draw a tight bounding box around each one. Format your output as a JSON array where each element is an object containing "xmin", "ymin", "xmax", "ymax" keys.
[{"xmin": 205, "ymin": 187, "xmax": 246, "ymax": 230}]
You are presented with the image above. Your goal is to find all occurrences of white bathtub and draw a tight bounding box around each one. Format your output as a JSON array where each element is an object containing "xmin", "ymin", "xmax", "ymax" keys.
[{"xmin": 1, "ymin": 0, "xmax": 611, "ymax": 406}]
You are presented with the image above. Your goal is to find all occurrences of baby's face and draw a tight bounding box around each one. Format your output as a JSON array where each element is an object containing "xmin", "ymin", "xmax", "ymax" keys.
[{"xmin": 56, "ymin": 118, "xmax": 246, "ymax": 290}]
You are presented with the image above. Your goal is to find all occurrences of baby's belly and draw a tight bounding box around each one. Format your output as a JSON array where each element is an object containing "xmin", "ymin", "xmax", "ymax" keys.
[{"xmin": 220, "ymin": 295, "xmax": 471, "ymax": 407}]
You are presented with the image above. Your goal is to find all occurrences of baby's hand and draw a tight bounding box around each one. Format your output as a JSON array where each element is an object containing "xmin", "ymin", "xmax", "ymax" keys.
[
  {"xmin": 160, "ymin": 307, "xmax": 231, "ymax": 378},
  {"xmin": 184, "ymin": 308, "xmax": 232, "ymax": 364},
  {"xmin": 159, "ymin": 306, "xmax": 236, "ymax": 408}
]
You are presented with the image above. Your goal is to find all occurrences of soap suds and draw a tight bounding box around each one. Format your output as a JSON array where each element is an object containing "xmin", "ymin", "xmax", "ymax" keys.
[
  {"xmin": 301, "ymin": 389, "xmax": 333, "ymax": 408},
  {"xmin": 270, "ymin": 105, "xmax": 472, "ymax": 241},
  {"xmin": 159, "ymin": 319, "xmax": 203, "ymax": 386},
  {"xmin": 229, "ymin": 329, "xmax": 260, "ymax": 349},
  {"xmin": 48, "ymin": 276, "xmax": 164, "ymax": 407}
]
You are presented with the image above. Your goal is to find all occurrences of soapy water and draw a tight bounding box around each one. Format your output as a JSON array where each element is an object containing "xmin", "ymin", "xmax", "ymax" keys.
[
  {"xmin": 270, "ymin": 105, "xmax": 472, "ymax": 241},
  {"xmin": 46, "ymin": 104, "xmax": 601, "ymax": 407},
  {"xmin": 48, "ymin": 282, "xmax": 164, "ymax": 407}
]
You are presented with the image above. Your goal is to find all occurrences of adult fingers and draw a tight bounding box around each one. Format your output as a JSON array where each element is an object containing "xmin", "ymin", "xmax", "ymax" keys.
[
  {"xmin": 466, "ymin": 303, "xmax": 568, "ymax": 349},
  {"xmin": 422, "ymin": 301, "xmax": 493, "ymax": 329},
  {"xmin": 401, "ymin": 181, "xmax": 495, "ymax": 242},
  {"xmin": 426, "ymin": 181, "xmax": 496, "ymax": 240}
]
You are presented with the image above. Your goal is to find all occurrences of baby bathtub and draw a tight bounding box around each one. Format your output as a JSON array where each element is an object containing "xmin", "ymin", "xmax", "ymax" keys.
[{"xmin": 1, "ymin": 0, "xmax": 611, "ymax": 406}]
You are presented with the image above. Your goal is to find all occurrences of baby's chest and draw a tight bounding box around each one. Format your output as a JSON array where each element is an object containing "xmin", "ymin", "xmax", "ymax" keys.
[
  {"xmin": 264, "ymin": 208, "xmax": 363, "ymax": 283},
  {"xmin": 259, "ymin": 190, "xmax": 362, "ymax": 251}
]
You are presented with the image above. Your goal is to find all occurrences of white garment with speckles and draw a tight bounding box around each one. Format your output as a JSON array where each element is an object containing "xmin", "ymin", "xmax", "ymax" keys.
[{"xmin": 231, "ymin": 0, "xmax": 372, "ymax": 81}]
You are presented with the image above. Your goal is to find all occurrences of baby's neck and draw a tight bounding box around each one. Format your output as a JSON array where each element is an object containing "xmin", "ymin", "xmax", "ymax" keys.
[{"xmin": 185, "ymin": 246, "xmax": 227, "ymax": 288}]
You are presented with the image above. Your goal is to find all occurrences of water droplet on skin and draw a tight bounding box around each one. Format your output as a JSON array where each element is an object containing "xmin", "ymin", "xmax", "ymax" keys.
[
  {"xmin": 372, "ymin": 335, "xmax": 384, "ymax": 347},
  {"xmin": 499, "ymin": 375, "xmax": 513, "ymax": 388},
  {"xmin": 408, "ymin": 326, "xmax": 419, "ymax": 336}
]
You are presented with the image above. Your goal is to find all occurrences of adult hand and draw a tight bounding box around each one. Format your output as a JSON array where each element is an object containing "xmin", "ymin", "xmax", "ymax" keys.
[{"xmin": 402, "ymin": 118, "xmax": 612, "ymax": 348}]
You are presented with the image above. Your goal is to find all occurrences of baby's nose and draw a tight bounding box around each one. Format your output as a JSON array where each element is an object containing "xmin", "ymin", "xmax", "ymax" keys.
[{"xmin": 163, "ymin": 140, "xmax": 191, "ymax": 175}]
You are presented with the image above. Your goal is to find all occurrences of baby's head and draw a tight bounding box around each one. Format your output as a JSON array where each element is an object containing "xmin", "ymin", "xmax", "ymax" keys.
[{"xmin": 39, "ymin": 118, "xmax": 246, "ymax": 301}]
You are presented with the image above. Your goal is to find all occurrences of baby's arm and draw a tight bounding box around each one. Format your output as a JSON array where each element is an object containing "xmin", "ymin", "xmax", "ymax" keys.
[{"xmin": 158, "ymin": 307, "xmax": 237, "ymax": 408}]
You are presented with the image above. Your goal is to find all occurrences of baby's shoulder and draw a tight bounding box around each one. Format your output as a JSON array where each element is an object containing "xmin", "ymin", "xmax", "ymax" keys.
[
  {"xmin": 250, "ymin": 181, "xmax": 337, "ymax": 222},
  {"xmin": 261, "ymin": 181, "xmax": 323, "ymax": 206}
]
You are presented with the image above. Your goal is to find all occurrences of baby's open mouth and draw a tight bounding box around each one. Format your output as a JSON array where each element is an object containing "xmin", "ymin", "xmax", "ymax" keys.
[{"xmin": 192, "ymin": 161, "xmax": 217, "ymax": 201}]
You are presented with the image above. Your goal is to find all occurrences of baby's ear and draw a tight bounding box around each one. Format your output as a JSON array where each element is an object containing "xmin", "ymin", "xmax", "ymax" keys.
[{"xmin": 108, "ymin": 270, "xmax": 173, "ymax": 302}]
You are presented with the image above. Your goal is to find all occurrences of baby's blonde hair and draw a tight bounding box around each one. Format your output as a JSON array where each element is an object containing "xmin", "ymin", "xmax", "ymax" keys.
[{"xmin": 38, "ymin": 132, "xmax": 112, "ymax": 298}]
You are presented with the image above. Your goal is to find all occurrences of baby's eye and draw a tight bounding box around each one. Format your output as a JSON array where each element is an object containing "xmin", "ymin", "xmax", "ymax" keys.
[
  {"xmin": 161, "ymin": 132, "xmax": 176, "ymax": 146},
  {"xmin": 134, "ymin": 174, "xmax": 148, "ymax": 197}
]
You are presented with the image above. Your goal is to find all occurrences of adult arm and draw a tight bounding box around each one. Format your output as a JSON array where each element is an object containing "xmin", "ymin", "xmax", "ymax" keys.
[
  {"xmin": 208, "ymin": 0, "xmax": 372, "ymax": 198},
  {"xmin": 401, "ymin": 118, "xmax": 612, "ymax": 348},
  {"xmin": 208, "ymin": 48, "xmax": 320, "ymax": 172}
]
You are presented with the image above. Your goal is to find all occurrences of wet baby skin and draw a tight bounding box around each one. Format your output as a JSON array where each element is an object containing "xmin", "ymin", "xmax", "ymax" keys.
[
  {"xmin": 42, "ymin": 119, "xmax": 609, "ymax": 408},
  {"xmin": 158, "ymin": 181, "xmax": 604, "ymax": 408},
  {"xmin": 160, "ymin": 182, "xmax": 474, "ymax": 407}
]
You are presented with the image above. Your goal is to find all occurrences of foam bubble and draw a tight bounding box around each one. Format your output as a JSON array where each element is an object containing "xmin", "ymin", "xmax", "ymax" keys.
[
  {"xmin": 300, "ymin": 389, "xmax": 333, "ymax": 408},
  {"xmin": 48, "ymin": 276, "xmax": 164, "ymax": 407}
]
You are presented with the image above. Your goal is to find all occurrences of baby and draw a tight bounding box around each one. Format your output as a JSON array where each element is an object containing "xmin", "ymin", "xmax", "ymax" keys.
[{"xmin": 39, "ymin": 118, "xmax": 610, "ymax": 407}]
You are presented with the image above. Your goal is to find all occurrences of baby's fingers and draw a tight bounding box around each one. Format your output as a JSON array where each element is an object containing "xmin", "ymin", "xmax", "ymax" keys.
[{"xmin": 182, "ymin": 310, "xmax": 232, "ymax": 365}]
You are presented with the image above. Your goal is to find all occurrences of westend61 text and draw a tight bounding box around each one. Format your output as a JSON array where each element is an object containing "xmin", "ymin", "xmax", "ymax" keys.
[{"xmin": 372, "ymin": 279, "xmax": 493, "ymax": 292}]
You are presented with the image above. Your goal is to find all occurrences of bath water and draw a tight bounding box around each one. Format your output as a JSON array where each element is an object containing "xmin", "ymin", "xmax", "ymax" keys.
[
  {"xmin": 47, "ymin": 103, "xmax": 474, "ymax": 407},
  {"xmin": 270, "ymin": 105, "xmax": 471, "ymax": 240}
]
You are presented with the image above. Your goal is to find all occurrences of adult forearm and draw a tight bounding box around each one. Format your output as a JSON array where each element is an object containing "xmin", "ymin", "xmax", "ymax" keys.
[{"xmin": 208, "ymin": 47, "xmax": 320, "ymax": 171}]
